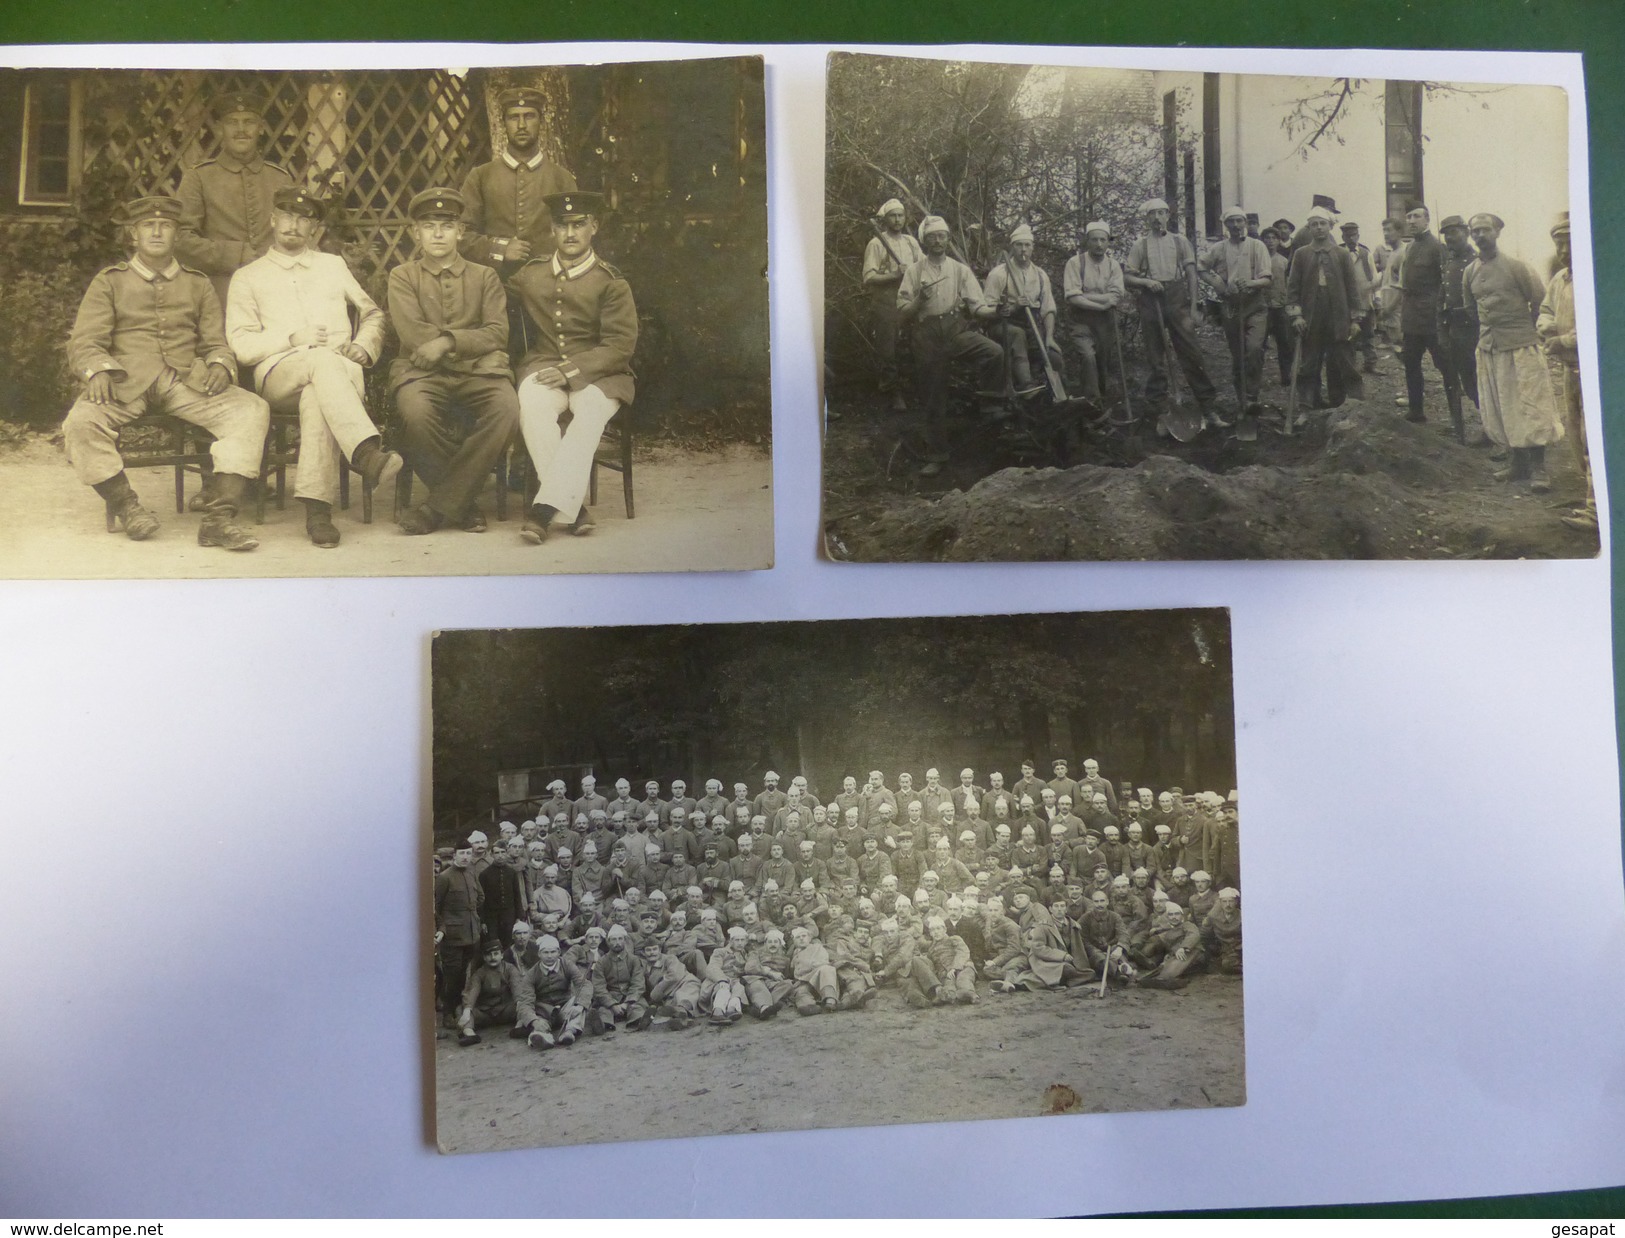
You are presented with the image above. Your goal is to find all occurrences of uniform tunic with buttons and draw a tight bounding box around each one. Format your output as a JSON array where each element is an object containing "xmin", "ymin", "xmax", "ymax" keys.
[
  {"xmin": 175, "ymin": 154, "xmax": 295, "ymax": 305},
  {"xmin": 458, "ymin": 151, "xmax": 578, "ymax": 271},
  {"xmin": 69, "ymin": 259, "xmax": 236, "ymax": 401},
  {"xmin": 510, "ymin": 252, "xmax": 638, "ymax": 404}
]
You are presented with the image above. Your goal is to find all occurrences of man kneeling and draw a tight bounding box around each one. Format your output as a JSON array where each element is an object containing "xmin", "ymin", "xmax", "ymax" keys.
[
  {"xmin": 511, "ymin": 190, "xmax": 638, "ymax": 544},
  {"xmin": 64, "ymin": 195, "xmax": 268, "ymax": 550}
]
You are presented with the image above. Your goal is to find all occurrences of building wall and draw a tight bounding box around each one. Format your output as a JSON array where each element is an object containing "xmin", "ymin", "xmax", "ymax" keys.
[{"xmin": 1152, "ymin": 71, "xmax": 1569, "ymax": 267}]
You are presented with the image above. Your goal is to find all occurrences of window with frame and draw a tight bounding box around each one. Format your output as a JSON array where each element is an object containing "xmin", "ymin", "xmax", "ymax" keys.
[{"xmin": 19, "ymin": 76, "xmax": 80, "ymax": 207}]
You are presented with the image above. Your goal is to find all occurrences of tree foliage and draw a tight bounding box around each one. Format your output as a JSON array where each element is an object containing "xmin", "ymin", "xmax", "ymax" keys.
[{"xmin": 432, "ymin": 611, "xmax": 1238, "ymax": 819}]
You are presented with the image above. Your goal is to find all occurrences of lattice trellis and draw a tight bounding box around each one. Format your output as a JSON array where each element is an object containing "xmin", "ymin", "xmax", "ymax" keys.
[{"xmin": 81, "ymin": 69, "xmax": 491, "ymax": 272}]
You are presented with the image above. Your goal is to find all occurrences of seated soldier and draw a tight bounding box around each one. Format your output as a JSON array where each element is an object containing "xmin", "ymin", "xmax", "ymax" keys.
[
  {"xmin": 921, "ymin": 915, "xmax": 979, "ymax": 1004},
  {"xmin": 789, "ymin": 924, "xmax": 841, "ymax": 1014},
  {"xmin": 1201, "ymin": 887, "xmax": 1243, "ymax": 975},
  {"xmin": 1137, "ymin": 903, "xmax": 1206, "ymax": 989},
  {"xmin": 511, "ymin": 190, "xmax": 638, "ymax": 543},
  {"xmin": 455, "ymin": 936, "xmax": 522, "ymax": 1045},
  {"xmin": 1074, "ymin": 890, "xmax": 1133, "ymax": 984},
  {"xmin": 389, "ymin": 186, "xmax": 522, "ymax": 536},
  {"xmin": 746, "ymin": 928, "xmax": 795, "ymax": 1018},
  {"xmin": 225, "ymin": 187, "xmax": 402, "ymax": 548},
  {"xmin": 588, "ymin": 923, "xmax": 649, "ymax": 1032},
  {"xmin": 700, "ymin": 926, "xmax": 752, "ymax": 1024},
  {"xmin": 63, "ymin": 194, "xmax": 269, "ymax": 550},
  {"xmin": 516, "ymin": 933, "xmax": 591, "ymax": 1049},
  {"xmin": 992, "ymin": 920, "xmax": 1086, "ymax": 993},
  {"xmin": 1187, "ymin": 870, "xmax": 1218, "ymax": 923},
  {"xmin": 642, "ymin": 938, "xmax": 703, "ymax": 1030}
]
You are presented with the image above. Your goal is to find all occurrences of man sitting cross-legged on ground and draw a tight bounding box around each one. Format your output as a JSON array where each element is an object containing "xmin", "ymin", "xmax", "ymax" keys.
[
  {"xmin": 389, "ymin": 187, "xmax": 522, "ymax": 537},
  {"xmin": 510, "ymin": 190, "xmax": 638, "ymax": 544},
  {"xmin": 225, "ymin": 187, "xmax": 402, "ymax": 548},
  {"xmin": 63, "ymin": 195, "xmax": 269, "ymax": 550}
]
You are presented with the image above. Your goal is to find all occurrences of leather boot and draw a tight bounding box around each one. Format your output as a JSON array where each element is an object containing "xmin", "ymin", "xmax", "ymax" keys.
[
  {"xmin": 1528, "ymin": 445, "xmax": 1551, "ymax": 493},
  {"xmin": 303, "ymin": 499, "xmax": 340, "ymax": 548},
  {"xmin": 198, "ymin": 473, "xmax": 260, "ymax": 551},
  {"xmin": 93, "ymin": 471, "xmax": 160, "ymax": 540},
  {"xmin": 1446, "ymin": 389, "xmax": 1466, "ymax": 445}
]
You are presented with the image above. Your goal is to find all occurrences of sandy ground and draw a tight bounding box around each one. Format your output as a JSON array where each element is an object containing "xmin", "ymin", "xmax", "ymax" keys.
[
  {"xmin": 0, "ymin": 434, "xmax": 773, "ymax": 578},
  {"xmin": 824, "ymin": 332, "xmax": 1598, "ymax": 562},
  {"xmin": 433, "ymin": 974, "xmax": 1244, "ymax": 1154}
]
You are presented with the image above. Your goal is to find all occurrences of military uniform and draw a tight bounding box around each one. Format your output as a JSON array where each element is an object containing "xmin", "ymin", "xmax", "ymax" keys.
[
  {"xmin": 389, "ymin": 186, "xmax": 522, "ymax": 525},
  {"xmin": 511, "ymin": 205, "xmax": 638, "ymax": 526},
  {"xmin": 176, "ymin": 152, "xmax": 295, "ymax": 307},
  {"xmin": 458, "ymin": 150, "xmax": 577, "ymax": 276}
]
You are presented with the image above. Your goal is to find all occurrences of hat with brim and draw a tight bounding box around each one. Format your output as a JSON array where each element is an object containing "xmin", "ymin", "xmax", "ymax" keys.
[
  {"xmin": 409, "ymin": 187, "xmax": 466, "ymax": 221},
  {"xmin": 543, "ymin": 190, "xmax": 605, "ymax": 221},
  {"xmin": 1439, "ymin": 215, "xmax": 1468, "ymax": 232},
  {"xmin": 212, "ymin": 90, "xmax": 266, "ymax": 119},
  {"xmin": 272, "ymin": 187, "xmax": 326, "ymax": 222},
  {"xmin": 497, "ymin": 87, "xmax": 548, "ymax": 114},
  {"xmin": 1550, "ymin": 210, "xmax": 1570, "ymax": 238}
]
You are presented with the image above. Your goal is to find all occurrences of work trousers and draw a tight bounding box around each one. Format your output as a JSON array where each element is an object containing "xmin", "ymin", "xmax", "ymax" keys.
[
  {"xmin": 1064, "ymin": 308, "xmax": 1120, "ymax": 402},
  {"xmin": 1296, "ymin": 330, "xmax": 1360, "ymax": 408},
  {"xmin": 590, "ymin": 991, "xmax": 649, "ymax": 1030},
  {"xmin": 1401, "ymin": 331, "xmax": 1448, "ymax": 418},
  {"xmin": 792, "ymin": 965, "xmax": 839, "ymax": 1013},
  {"xmin": 260, "ymin": 349, "xmax": 378, "ymax": 506},
  {"xmin": 393, "ymin": 373, "xmax": 520, "ymax": 520},
  {"xmin": 909, "ymin": 313, "xmax": 1004, "ymax": 462},
  {"xmin": 870, "ymin": 282, "xmax": 905, "ymax": 391},
  {"xmin": 1438, "ymin": 311, "xmax": 1480, "ymax": 409},
  {"xmin": 436, "ymin": 941, "xmax": 480, "ymax": 1021},
  {"xmin": 525, "ymin": 1001, "xmax": 587, "ymax": 1039},
  {"xmin": 1137, "ymin": 289, "xmax": 1217, "ymax": 405},
  {"xmin": 1265, "ymin": 307, "xmax": 1295, "ymax": 383},
  {"xmin": 1220, "ymin": 296, "xmax": 1268, "ymax": 407},
  {"xmin": 64, "ymin": 367, "xmax": 268, "ymax": 486},
  {"xmin": 517, "ymin": 377, "xmax": 620, "ymax": 520},
  {"xmin": 990, "ymin": 316, "xmax": 1060, "ymax": 391}
]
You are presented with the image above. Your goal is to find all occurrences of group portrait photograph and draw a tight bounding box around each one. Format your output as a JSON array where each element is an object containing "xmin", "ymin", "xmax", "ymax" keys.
[
  {"xmin": 821, "ymin": 53, "xmax": 1597, "ymax": 563},
  {"xmin": 429, "ymin": 609, "xmax": 1243, "ymax": 1154},
  {"xmin": 0, "ymin": 56, "xmax": 773, "ymax": 578}
]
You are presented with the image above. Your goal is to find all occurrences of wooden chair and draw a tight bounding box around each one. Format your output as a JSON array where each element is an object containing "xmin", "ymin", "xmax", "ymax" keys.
[
  {"xmin": 256, "ymin": 404, "xmax": 368, "ymax": 525},
  {"xmin": 107, "ymin": 413, "xmax": 214, "ymax": 529},
  {"xmin": 509, "ymin": 408, "xmax": 636, "ymax": 520},
  {"xmin": 390, "ymin": 425, "xmax": 514, "ymax": 523}
]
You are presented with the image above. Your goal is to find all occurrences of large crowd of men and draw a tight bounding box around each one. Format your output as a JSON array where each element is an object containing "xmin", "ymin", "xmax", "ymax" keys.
[
  {"xmin": 433, "ymin": 760, "xmax": 1242, "ymax": 1049},
  {"xmin": 862, "ymin": 195, "xmax": 1593, "ymax": 533},
  {"xmin": 63, "ymin": 86, "xmax": 636, "ymax": 551}
]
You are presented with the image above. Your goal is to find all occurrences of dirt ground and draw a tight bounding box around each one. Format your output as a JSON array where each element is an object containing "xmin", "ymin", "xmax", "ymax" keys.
[
  {"xmin": 433, "ymin": 973, "xmax": 1244, "ymax": 1154},
  {"xmin": 823, "ymin": 329, "xmax": 1599, "ymax": 563},
  {"xmin": 0, "ymin": 431, "xmax": 773, "ymax": 578}
]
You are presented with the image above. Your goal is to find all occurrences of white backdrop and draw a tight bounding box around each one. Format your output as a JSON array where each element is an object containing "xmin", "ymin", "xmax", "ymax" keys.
[{"xmin": 0, "ymin": 42, "xmax": 1620, "ymax": 1219}]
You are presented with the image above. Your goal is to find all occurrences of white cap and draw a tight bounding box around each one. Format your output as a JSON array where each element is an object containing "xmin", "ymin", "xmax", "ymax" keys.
[
  {"xmin": 879, "ymin": 198, "xmax": 904, "ymax": 216},
  {"xmin": 918, "ymin": 215, "xmax": 948, "ymax": 240}
]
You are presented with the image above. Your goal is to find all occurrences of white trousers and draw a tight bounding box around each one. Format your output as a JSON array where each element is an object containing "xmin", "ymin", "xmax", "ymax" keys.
[
  {"xmin": 517, "ymin": 376, "xmax": 620, "ymax": 519},
  {"xmin": 261, "ymin": 349, "xmax": 378, "ymax": 505}
]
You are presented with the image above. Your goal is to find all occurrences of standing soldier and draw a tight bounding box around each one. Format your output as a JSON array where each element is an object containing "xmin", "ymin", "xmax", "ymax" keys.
[
  {"xmin": 509, "ymin": 190, "xmax": 638, "ymax": 544},
  {"xmin": 1123, "ymin": 198, "xmax": 1220, "ymax": 430},
  {"xmin": 1061, "ymin": 221, "xmax": 1125, "ymax": 410},
  {"xmin": 1286, "ymin": 207, "xmax": 1364, "ymax": 410},
  {"xmin": 1436, "ymin": 215, "xmax": 1483, "ymax": 445},
  {"xmin": 978, "ymin": 223, "xmax": 1059, "ymax": 398},
  {"xmin": 1199, "ymin": 207, "xmax": 1274, "ymax": 422},
  {"xmin": 861, "ymin": 199, "xmax": 923, "ymax": 411},
  {"xmin": 895, "ymin": 214, "xmax": 1003, "ymax": 478},
  {"xmin": 388, "ymin": 187, "xmax": 522, "ymax": 536},
  {"xmin": 176, "ymin": 90, "xmax": 295, "ymax": 310},
  {"xmin": 1338, "ymin": 221, "xmax": 1379, "ymax": 374},
  {"xmin": 1395, "ymin": 205, "xmax": 1447, "ymax": 423},
  {"xmin": 63, "ymin": 195, "xmax": 269, "ymax": 550},
  {"xmin": 1464, "ymin": 212, "xmax": 1563, "ymax": 493},
  {"xmin": 1537, "ymin": 212, "xmax": 1594, "ymax": 532},
  {"xmin": 460, "ymin": 86, "xmax": 578, "ymax": 361}
]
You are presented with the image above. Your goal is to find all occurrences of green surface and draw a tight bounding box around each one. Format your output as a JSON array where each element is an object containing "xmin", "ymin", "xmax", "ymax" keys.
[{"xmin": 1, "ymin": 0, "xmax": 1620, "ymax": 1219}]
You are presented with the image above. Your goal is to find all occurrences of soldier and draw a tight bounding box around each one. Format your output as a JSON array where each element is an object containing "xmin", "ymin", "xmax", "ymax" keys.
[
  {"xmin": 454, "ymin": 937, "xmax": 522, "ymax": 1046},
  {"xmin": 387, "ymin": 187, "xmax": 522, "ymax": 537},
  {"xmin": 862, "ymin": 198, "xmax": 924, "ymax": 409},
  {"xmin": 433, "ymin": 839, "xmax": 485, "ymax": 1029},
  {"xmin": 1198, "ymin": 207, "xmax": 1274, "ymax": 417},
  {"xmin": 510, "ymin": 190, "xmax": 638, "ymax": 544},
  {"xmin": 1338, "ymin": 220, "xmax": 1380, "ymax": 374},
  {"xmin": 1538, "ymin": 212, "xmax": 1593, "ymax": 532},
  {"xmin": 1123, "ymin": 197, "xmax": 1219, "ymax": 424},
  {"xmin": 1464, "ymin": 212, "xmax": 1563, "ymax": 493},
  {"xmin": 1394, "ymin": 205, "xmax": 1447, "ymax": 424},
  {"xmin": 175, "ymin": 90, "xmax": 295, "ymax": 308},
  {"xmin": 979, "ymin": 222, "xmax": 1059, "ymax": 397},
  {"xmin": 1437, "ymin": 215, "xmax": 1484, "ymax": 446},
  {"xmin": 1286, "ymin": 207, "xmax": 1364, "ymax": 410},
  {"xmin": 226, "ymin": 187, "xmax": 403, "ymax": 547},
  {"xmin": 63, "ymin": 195, "xmax": 268, "ymax": 551},
  {"xmin": 1061, "ymin": 221, "xmax": 1125, "ymax": 408},
  {"xmin": 459, "ymin": 86, "xmax": 578, "ymax": 283},
  {"xmin": 895, "ymin": 214, "xmax": 1003, "ymax": 477}
]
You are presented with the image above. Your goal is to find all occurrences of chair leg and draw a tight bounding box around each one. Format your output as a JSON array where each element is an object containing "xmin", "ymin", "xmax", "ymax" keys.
[
  {"xmin": 339, "ymin": 462, "xmax": 351, "ymax": 514},
  {"xmin": 172, "ymin": 423, "xmax": 187, "ymax": 513},
  {"xmin": 621, "ymin": 422, "xmax": 634, "ymax": 520},
  {"xmin": 494, "ymin": 448, "xmax": 508, "ymax": 522},
  {"xmin": 361, "ymin": 468, "xmax": 373, "ymax": 525},
  {"xmin": 589, "ymin": 457, "xmax": 598, "ymax": 507},
  {"xmin": 274, "ymin": 422, "xmax": 287, "ymax": 512},
  {"xmin": 396, "ymin": 468, "xmax": 413, "ymax": 518}
]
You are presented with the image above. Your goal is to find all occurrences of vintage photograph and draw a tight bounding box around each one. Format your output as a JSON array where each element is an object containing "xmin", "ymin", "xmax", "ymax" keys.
[
  {"xmin": 822, "ymin": 52, "xmax": 1596, "ymax": 562},
  {"xmin": 430, "ymin": 610, "xmax": 1242, "ymax": 1154},
  {"xmin": 0, "ymin": 58, "xmax": 771, "ymax": 577}
]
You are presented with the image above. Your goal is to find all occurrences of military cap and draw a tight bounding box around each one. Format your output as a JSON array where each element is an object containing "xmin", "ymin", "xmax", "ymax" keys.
[
  {"xmin": 408, "ymin": 186, "xmax": 466, "ymax": 221},
  {"xmin": 120, "ymin": 195, "xmax": 184, "ymax": 226},
  {"xmin": 1469, "ymin": 212, "xmax": 1505, "ymax": 232},
  {"xmin": 1339, "ymin": 219, "xmax": 1361, "ymax": 232},
  {"xmin": 543, "ymin": 189, "xmax": 606, "ymax": 221},
  {"xmin": 212, "ymin": 90, "xmax": 267, "ymax": 119},
  {"xmin": 1084, "ymin": 220, "xmax": 1111, "ymax": 238},
  {"xmin": 1223, "ymin": 204, "xmax": 1248, "ymax": 223},
  {"xmin": 497, "ymin": 86, "xmax": 548, "ymax": 114},
  {"xmin": 1550, "ymin": 210, "xmax": 1570, "ymax": 238},
  {"xmin": 1439, "ymin": 215, "xmax": 1468, "ymax": 232},
  {"xmin": 918, "ymin": 215, "xmax": 949, "ymax": 240},
  {"xmin": 1141, "ymin": 198, "xmax": 1170, "ymax": 213},
  {"xmin": 272, "ymin": 186, "xmax": 326, "ymax": 221},
  {"xmin": 878, "ymin": 197, "xmax": 904, "ymax": 216},
  {"xmin": 1311, "ymin": 193, "xmax": 1339, "ymax": 214},
  {"xmin": 1009, "ymin": 223, "xmax": 1034, "ymax": 244}
]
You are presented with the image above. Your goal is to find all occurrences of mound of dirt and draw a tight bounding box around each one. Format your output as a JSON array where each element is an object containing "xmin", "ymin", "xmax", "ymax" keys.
[{"xmin": 830, "ymin": 404, "xmax": 1598, "ymax": 562}]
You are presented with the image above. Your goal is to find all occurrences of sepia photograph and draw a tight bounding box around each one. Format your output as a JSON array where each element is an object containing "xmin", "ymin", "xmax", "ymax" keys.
[
  {"xmin": 430, "ymin": 609, "xmax": 1242, "ymax": 1154},
  {"xmin": 0, "ymin": 56, "xmax": 772, "ymax": 578},
  {"xmin": 822, "ymin": 52, "xmax": 1596, "ymax": 562}
]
